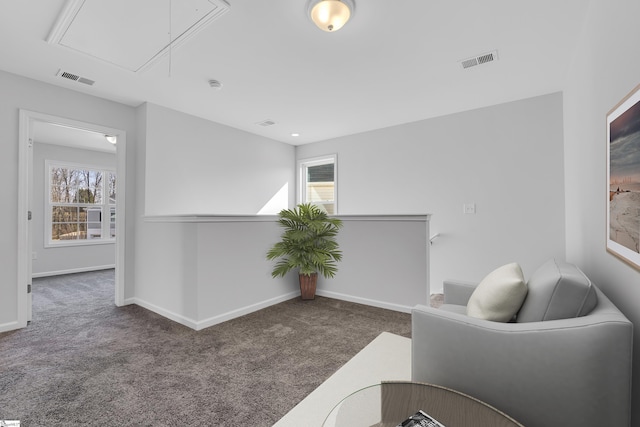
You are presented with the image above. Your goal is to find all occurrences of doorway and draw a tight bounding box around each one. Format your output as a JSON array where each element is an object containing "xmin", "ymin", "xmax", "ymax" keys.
[{"xmin": 18, "ymin": 110, "xmax": 127, "ymax": 326}]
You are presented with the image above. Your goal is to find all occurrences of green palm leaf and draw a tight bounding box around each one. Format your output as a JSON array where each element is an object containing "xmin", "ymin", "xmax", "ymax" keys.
[{"xmin": 266, "ymin": 203, "xmax": 343, "ymax": 279}]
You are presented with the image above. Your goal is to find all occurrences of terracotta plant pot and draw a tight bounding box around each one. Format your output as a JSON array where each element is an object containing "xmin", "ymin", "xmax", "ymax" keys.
[{"xmin": 299, "ymin": 273, "xmax": 318, "ymax": 300}]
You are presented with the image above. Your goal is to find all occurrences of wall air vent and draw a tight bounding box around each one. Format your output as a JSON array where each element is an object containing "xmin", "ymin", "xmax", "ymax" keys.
[
  {"xmin": 460, "ymin": 50, "xmax": 499, "ymax": 69},
  {"xmin": 256, "ymin": 119, "xmax": 276, "ymax": 127},
  {"xmin": 56, "ymin": 69, "xmax": 95, "ymax": 86}
]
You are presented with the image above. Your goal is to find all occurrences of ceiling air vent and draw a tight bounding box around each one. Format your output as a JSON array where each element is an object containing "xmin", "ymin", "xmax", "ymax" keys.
[
  {"xmin": 256, "ymin": 119, "xmax": 276, "ymax": 127},
  {"xmin": 460, "ymin": 50, "xmax": 499, "ymax": 69},
  {"xmin": 56, "ymin": 69, "xmax": 95, "ymax": 86}
]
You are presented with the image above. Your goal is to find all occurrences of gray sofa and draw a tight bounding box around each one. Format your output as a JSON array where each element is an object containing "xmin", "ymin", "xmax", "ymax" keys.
[{"xmin": 411, "ymin": 259, "xmax": 633, "ymax": 427}]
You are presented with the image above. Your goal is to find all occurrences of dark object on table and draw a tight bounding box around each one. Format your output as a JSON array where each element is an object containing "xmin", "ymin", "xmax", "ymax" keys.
[{"xmin": 397, "ymin": 410, "xmax": 445, "ymax": 427}]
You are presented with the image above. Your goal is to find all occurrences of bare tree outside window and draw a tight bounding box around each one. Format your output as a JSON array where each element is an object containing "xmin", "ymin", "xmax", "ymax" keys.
[{"xmin": 48, "ymin": 163, "xmax": 115, "ymax": 243}]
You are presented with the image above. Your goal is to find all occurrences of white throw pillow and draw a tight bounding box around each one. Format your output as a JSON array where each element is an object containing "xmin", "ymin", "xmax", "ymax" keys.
[{"xmin": 466, "ymin": 262, "xmax": 527, "ymax": 322}]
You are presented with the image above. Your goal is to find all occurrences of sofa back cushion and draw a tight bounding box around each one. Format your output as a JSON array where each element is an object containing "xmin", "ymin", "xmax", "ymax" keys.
[{"xmin": 516, "ymin": 259, "xmax": 597, "ymax": 323}]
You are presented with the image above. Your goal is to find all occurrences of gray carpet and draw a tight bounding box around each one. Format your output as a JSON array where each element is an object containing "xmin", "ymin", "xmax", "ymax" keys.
[{"xmin": 0, "ymin": 270, "xmax": 412, "ymax": 426}]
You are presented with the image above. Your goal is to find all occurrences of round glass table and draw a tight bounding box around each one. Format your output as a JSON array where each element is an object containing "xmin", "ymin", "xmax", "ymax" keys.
[{"xmin": 323, "ymin": 381, "xmax": 524, "ymax": 427}]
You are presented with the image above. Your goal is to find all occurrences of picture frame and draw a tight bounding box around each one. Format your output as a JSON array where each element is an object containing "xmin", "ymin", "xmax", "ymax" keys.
[{"xmin": 607, "ymin": 83, "xmax": 640, "ymax": 270}]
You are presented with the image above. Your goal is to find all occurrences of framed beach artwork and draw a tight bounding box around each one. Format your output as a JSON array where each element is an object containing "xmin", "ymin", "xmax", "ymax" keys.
[{"xmin": 607, "ymin": 83, "xmax": 640, "ymax": 270}]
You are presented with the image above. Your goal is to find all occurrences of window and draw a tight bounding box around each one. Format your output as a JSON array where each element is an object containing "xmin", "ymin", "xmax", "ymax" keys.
[
  {"xmin": 299, "ymin": 154, "xmax": 337, "ymax": 214},
  {"xmin": 46, "ymin": 161, "xmax": 116, "ymax": 246}
]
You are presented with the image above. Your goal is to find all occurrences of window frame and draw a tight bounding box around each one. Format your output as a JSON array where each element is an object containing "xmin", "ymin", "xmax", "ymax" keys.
[
  {"xmin": 45, "ymin": 160, "xmax": 116, "ymax": 248},
  {"xmin": 297, "ymin": 154, "xmax": 338, "ymax": 214}
]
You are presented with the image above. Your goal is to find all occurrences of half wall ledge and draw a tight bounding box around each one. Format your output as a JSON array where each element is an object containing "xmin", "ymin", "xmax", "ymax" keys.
[
  {"xmin": 136, "ymin": 213, "xmax": 431, "ymax": 330},
  {"xmin": 143, "ymin": 213, "xmax": 431, "ymax": 223}
]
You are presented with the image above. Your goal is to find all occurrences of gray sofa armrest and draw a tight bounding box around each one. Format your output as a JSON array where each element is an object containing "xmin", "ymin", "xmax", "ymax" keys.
[
  {"xmin": 411, "ymin": 287, "xmax": 633, "ymax": 427},
  {"xmin": 442, "ymin": 280, "xmax": 478, "ymax": 305}
]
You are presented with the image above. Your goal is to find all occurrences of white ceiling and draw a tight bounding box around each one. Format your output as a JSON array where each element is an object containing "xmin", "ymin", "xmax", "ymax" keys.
[
  {"xmin": 32, "ymin": 121, "xmax": 116, "ymax": 153},
  {"xmin": 0, "ymin": 0, "xmax": 591, "ymax": 145}
]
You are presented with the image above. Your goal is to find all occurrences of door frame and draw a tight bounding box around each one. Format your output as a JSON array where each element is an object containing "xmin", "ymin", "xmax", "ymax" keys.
[{"xmin": 17, "ymin": 110, "xmax": 127, "ymax": 327}]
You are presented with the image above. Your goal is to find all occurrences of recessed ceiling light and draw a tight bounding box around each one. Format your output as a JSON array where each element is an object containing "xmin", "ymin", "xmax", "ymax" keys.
[{"xmin": 291, "ymin": 133, "xmax": 300, "ymax": 137}]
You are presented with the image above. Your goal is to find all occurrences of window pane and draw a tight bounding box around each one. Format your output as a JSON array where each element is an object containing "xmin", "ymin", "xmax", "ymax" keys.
[
  {"xmin": 110, "ymin": 207, "xmax": 116, "ymax": 238},
  {"xmin": 306, "ymin": 163, "xmax": 335, "ymax": 204},
  {"xmin": 72, "ymin": 170, "xmax": 102, "ymax": 204},
  {"xmin": 78, "ymin": 223, "xmax": 87, "ymax": 240},
  {"xmin": 52, "ymin": 223, "xmax": 78, "ymax": 241},
  {"xmin": 87, "ymin": 222, "xmax": 102, "ymax": 239},
  {"xmin": 52, "ymin": 206, "xmax": 78, "ymax": 223},
  {"xmin": 108, "ymin": 173, "xmax": 116, "ymax": 205},
  {"xmin": 90, "ymin": 170, "xmax": 103, "ymax": 204},
  {"xmin": 306, "ymin": 182, "xmax": 334, "ymax": 202},
  {"xmin": 307, "ymin": 163, "xmax": 334, "ymax": 182},
  {"xmin": 50, "ymin": 167, "xmax": 75, "ymax": 203},
  {"xmin": 48, "ymin": 163, "xmax": 116, "ymax": 244},
  {"xmin": 50, "ymin": 185, "xmax": 62, "ymax": 203},
  {"xmin": 79, "ymin": 206, "xmax": 88, "ymax": 222},
  {"xmin": 69, "ymin": 169, "xmax": 82, "ymax": 203},
  {"xmin": 75, "ymin": 189, "xmax": 93, "ymax": 203},
  {"xmin": 321, "ymin": 203, "xmax": 335, "ymax": 215},
  {"xmin": 300, "ymin": 157, "xmax": 337, "ymax": 214},
  {"xmin": 86, "ymin": 208, "xmax": 102, "ymax": 239}
]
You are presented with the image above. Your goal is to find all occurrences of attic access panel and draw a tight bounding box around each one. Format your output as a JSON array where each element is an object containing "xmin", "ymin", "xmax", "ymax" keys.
[{"xmin": 48, "ymin": 0, "xmax": 230, "ymax": 72}]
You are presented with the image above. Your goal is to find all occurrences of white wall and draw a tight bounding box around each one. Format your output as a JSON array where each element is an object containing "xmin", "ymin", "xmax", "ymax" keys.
[
  {"xmin": 132, "ymin": 103, "xmax": 298, "ymax": 327},
  {"xmin": 32, "ymin": 142, "xmax": 116, "ymax": 277},
  {"xmin": 134, "ymin": 102, "xmax": 430, "ymax": 326},
  {"xmin": 0, "ymin": 70, "xmax": 137, "ymax": 332},
  {"xmin": 316, "ymin": 216, "xmax": 429, "ymax": 311},
  {"xmin": 195, "ymin": 220, "xmax": 299, "ymax": 328},
  {"xmin": 563, "ymin": 0, "xmax": 640, "ymax": 423},
  {"xmin": 145, "ymin": 103, "xmax": 294, "ymax": 215},
  {"xmin": 296, "ymin": 93, "xmax": 566, "ymax": 291}
]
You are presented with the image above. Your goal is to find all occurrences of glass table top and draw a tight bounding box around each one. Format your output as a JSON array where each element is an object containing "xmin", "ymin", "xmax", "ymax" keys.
[{"xmin": 322, "ymin": 381, "xmax": 524, "ymax": 427}]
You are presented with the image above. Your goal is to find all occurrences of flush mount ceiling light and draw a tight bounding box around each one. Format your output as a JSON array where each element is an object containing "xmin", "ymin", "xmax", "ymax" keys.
[
  {"xmin": 105, "ymin": 135, "xmax": 117, "ymax": 145},
  {"xmin": 307, "ymin": 0, "xmax": 355, "ymax": 32}
]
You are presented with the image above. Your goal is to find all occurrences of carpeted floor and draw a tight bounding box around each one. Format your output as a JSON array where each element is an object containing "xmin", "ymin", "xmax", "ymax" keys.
[{"xmin": 0, "ymin": 270, "xmax": 413, "ymax": 426}]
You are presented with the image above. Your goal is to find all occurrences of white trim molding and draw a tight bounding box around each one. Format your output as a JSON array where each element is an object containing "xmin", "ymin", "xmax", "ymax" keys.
[
  {"xmin": 32, "ymin": 265, "xmax": 116, "ymax": 279},
  {"xmin": 194, "ymin": 291, "xmax": 300, "ymax": 331},
  {"xmin": 315, "ymin": 289, "xmax": 413, "ymax": 313},
  {"xmin": 16, "ymin": 110, "xmax": 127, "ymax": 334},
  {"xmin": 126, "ymin": 291, "xmax": 300, "ymax": 332}
]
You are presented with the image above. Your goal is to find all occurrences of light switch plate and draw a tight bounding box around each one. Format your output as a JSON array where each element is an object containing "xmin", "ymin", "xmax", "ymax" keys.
[{"xmin": 463, "ymin": 203, "xmax": 476, "ymax": 214}]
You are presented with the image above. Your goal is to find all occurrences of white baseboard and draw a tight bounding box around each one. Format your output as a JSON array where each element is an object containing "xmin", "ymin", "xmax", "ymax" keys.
[
  {"xmin": 195, "ymin": 291, "xmax": 300, "ymax": 331},
  {"xmin": 125, "ymin": 290, "xmax": 408, "ymax": 332},
  {"xmin": 0, "ymin": 320, "xmax": 22, "ymax": 334},
  {"xmin": 125, "ymin": 291, "xmax": 300, "ymax": 331},
  {"xmin": 315, "ymin": 289, "xmax": 413, "ymax": 313},
  {"xmin": 124, "ymin": 297, "xmax": 199, "ymax": 330},
  {"xmin": 32, "ymin": 264, "xmax": 115, "ymax": 278}
]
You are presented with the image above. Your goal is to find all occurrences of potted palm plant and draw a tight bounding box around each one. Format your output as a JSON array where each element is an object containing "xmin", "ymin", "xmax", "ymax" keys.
[{"xmin": 267, "ymin": 203, "xmax": 343, "ymax": 300}]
